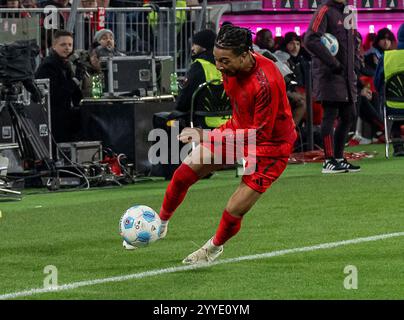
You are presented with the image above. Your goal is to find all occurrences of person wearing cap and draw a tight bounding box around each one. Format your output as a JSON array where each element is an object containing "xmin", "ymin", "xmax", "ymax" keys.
[
  {"xmin": 93, "ymin": 28, "xmax": 125, "ymax": 58},
  {"xmin": 175, "ymin": 29, "xmax": 220, "ymax": 113},
  {"xmin": 374, "ymin": 23, "xmax": 404, "ymax": 157}
]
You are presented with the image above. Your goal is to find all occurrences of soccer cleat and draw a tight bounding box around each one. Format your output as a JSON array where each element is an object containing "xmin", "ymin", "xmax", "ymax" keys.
[
  {"xmin": 122, "ymin": 240, "xmax": 137, "ymax": 250},
  {"xmin": 158, "ymin": 220, "xmax": 169, "ymax": 239},
  {"xmin": 182, "ymin": 238, "xmax": 223, "ymax": 265},
  {"xmin": 321, "ymin": 158, "xmax": 348, "ymax": 174},
  {"xmin": 338, "ymin": 159, "xmax": 361, "ymax": 172}
]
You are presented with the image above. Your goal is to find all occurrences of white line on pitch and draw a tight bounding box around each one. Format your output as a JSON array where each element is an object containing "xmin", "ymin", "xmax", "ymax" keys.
[{"xmin": 1, "ymin": 231, "xmax": 403, "ymax": 300}]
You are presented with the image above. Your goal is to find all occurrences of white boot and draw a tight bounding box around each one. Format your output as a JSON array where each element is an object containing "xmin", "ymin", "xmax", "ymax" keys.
[{"xmin": 182, "ymin": 238, "xmax": 223, "ymax": 265}]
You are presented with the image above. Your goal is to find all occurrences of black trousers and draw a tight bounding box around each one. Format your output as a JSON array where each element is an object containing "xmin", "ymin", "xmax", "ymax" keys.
[{"xmin": 321, "ymin": 101, "xmax": 356, "ymax": 159}]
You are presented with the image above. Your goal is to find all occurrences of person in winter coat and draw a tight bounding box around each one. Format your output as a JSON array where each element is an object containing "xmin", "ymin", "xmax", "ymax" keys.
[
  {"xmin": 304, "ymin": 0, "xmax": 361, "ymax": 174},
  {"xmin": 35, "ymin": 30, "xmax": 83, "ymax": 148},
  {"xmin": 175, "ymin": 29, "xmax": 220, "ymax": 113}
]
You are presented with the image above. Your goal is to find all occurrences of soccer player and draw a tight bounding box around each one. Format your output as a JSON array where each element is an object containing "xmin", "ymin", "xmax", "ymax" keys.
[{"xmin": 152, "ymin": 25, "xmax": 296, "ymax": 264}]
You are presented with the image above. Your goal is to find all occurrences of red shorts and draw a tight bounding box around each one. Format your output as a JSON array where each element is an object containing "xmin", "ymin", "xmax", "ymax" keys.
[
  {"xmin": 201, "ymin": 138, "xmax": 290, "ymax": 194},
  {"xmin": 241, "ymin": 156, "xmax": 289, "ymax": 193}
]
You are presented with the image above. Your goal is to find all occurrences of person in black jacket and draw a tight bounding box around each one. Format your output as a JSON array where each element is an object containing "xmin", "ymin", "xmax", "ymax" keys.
[
  {"xmin": 35, "ymin": 30, "xmax": 83, "ymax": 149},
  {"xmin": 175, "ymin": 29, "xmax": 218, "ymax": 113},
  {"xmin": 304, "ymin": 0, "xmax": 360, "ymax": 174}
]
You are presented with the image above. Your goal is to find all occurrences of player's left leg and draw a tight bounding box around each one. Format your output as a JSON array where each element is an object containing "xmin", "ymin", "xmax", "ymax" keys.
[{"xmin": 334, "ymin": 102, "xmax": 361, "ymax": 172}]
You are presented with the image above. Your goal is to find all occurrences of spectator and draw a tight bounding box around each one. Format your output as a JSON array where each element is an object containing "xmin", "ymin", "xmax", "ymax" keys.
[
  {"xmin": 374, "ymin": 23, "xmax": 404, "ymax": 156},
  {"xmin": 35, "ymin": 30, "xmax": 83, "ymax": 147},
  {"xmin": 254, "ymin": 29, "xmax": 275, "ymax": 53},
  {"xmin": 280, "ymin": 32, "xmax": 308, "ymax": 126},
  {"xmin": 93, "ymin": 28, "xmax": 126, "ymax": 57},
  {"xmin": 349, "ymin": 32, "xmax": 385, "ymax": 146},
  {"xmin": 364, "ymin": 28, "xmax": 396, "ymax": 74},
  {"xmin": 305, "ymin": 0, "xmax": 361, "ymax": 173},
  {"xmin": 362, "ymin": 32, "xmax": 376, "ymax": 52}
]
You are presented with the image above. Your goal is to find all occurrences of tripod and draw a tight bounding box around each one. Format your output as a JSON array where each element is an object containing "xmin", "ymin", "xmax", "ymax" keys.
[
  {"xmin": 0, "ymin": 151, "xmax": 21, "ymax": 199},
  {"xmin": 0, "ymin": 82, "xmax": 55, "ymax": 195}
]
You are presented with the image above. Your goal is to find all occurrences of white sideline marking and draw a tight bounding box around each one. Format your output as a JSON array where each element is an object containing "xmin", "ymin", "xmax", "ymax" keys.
[{"xmin": 1, "ymin": 231, "xmax": 403, "ymax": 300}]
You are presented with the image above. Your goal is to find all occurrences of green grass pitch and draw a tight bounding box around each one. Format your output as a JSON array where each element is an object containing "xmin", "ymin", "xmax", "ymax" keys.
[{"xmin": 1, "ymin": 144, "xmax": 403, "ymax": 300}]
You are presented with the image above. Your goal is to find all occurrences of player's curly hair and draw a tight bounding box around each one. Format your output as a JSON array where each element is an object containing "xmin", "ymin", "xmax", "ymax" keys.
[{"xmin": 215, "ymin": 24, "xmax": 253, "ymax": 56}]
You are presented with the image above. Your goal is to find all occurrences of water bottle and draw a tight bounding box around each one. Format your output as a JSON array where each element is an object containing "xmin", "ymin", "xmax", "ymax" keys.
[
  {"xmin": 91, "ymin": 74, "xmax": 103, "ymax": 99},
  {"xmin": 170, "ymin": 72, "xmax": 178, "ymax": 96}
]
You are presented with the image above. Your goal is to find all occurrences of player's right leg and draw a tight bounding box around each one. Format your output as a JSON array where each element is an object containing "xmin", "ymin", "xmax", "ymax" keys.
[{"xmin": 159, "ymin": 144, "xmax": 222, "ymax": 239}]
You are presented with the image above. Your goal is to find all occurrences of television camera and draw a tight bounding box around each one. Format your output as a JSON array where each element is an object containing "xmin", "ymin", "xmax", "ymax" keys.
[{"xmin": 0, "ymin": 40, "xmax": 54, "ymax": 196}]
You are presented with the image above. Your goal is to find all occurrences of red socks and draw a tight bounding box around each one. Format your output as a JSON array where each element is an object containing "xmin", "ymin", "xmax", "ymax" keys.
[
  {"xmin": 212, "ymin": 210, "xmax": 243, "ymax": 246},
  {"xmin": 159, "ymin": 163, "xmax": 199, "ymax": 221},
  {"xmin": 159, "ymin": 164, "xmax": 243, "ymax": 246}
]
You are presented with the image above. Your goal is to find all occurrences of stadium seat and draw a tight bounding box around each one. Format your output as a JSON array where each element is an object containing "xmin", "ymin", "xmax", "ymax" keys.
[{"xmin": 382, "ymin": 53, "xmax": 404, "ymax": 158}]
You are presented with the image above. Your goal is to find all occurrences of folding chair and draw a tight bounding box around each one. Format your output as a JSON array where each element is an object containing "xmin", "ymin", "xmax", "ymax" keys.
[
  {"xmin": 189, "ymin": 79, "xmax": 231, "ymax": 131},
  {"xmin": 382, "ymin": 50, "xmax": 404, "ymax": 158}
]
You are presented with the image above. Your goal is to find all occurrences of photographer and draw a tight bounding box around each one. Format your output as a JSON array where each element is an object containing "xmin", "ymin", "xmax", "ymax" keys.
[
  {"xmin": 69, "ymin": 45, "xmax": 104, "ymax": 98},
  {"xmin": 35, "ymin": 30, "xmax": 83, "ymax": 146}
]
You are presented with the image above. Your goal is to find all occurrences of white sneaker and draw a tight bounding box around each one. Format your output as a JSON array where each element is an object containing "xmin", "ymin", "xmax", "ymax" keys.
[
  {"xmin": 122, "ymin": 240, "xmax": 137, "ymax": 250},
  {"xmin": 159, "ymin": 220, "xmax": 169, "ymax": 239},
  {"xmin": 354, "ymin": 134, "xmax": 372, "ymax": 145},
  {"xmin": 182, "ymin": 238, "xmax": 223, "ymax": 265}
]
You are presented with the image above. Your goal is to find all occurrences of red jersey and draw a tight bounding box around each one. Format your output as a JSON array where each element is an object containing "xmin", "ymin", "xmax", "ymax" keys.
[{"xmin": 214, "ymin": 52, "xmax": 297, "ymax": 157}]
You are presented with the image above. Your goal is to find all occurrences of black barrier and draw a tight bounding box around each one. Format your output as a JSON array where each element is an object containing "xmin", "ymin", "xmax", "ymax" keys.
[{"xmin": 80, "ymin": 97, "xmax": 176, "ymax": 175}]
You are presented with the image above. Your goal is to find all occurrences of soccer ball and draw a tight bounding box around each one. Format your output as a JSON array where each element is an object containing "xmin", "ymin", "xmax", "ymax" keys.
[
  {"xmin": 119, "ymin": 205, "xmax": 161, "ymax": 248},
  {"xmin": 321, "ymin": 33, "xmax": 339, "ymax": 56}
]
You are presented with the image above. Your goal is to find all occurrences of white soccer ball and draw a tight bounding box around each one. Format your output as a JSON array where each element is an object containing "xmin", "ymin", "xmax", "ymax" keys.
[
  {"xmin": 321, "ymin": 33, "xmax": 339, "ymax": 56},
  {"xmin": 119, "ymin": 205, "xmax": 161, "ymax": 248}
]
